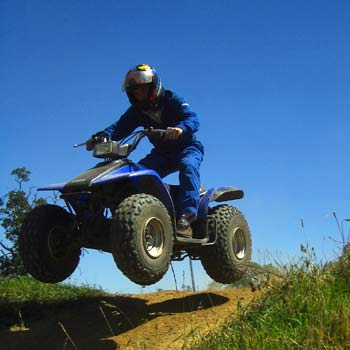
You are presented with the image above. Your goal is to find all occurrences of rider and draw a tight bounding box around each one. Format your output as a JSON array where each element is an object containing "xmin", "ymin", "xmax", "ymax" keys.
[{"xmin": 86, "ymin": 64, "xmax": 204, "ymax": 238}]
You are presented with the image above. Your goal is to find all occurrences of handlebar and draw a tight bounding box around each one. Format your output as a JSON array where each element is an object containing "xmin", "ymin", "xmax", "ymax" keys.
[
  {"xmin": 74, "ymin": 135, "xmax": 109, "ymax": 148},
  {"xmin": 127, "ymin": 128, "xmax": 166, "ymax": 153},
  {"xmin": 74, "ymin": 142, "xmax": 87, "ymax": 148},
  {"xmin": 143, "ymin": 128, "xmax": 167, "ymax": 137},
  {"xmin": 73, "ymin": 128, "xmax": 168, "ymax": 159}
]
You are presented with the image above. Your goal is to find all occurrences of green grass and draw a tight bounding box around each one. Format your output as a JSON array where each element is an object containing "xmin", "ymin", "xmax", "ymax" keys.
[
  {"xmin": 0, "ymin": 276, "xmax": 107, "ymax": 328},
  {"xmin": 190, "ymin": 246, "xmax": 350, "ymax": 350}
]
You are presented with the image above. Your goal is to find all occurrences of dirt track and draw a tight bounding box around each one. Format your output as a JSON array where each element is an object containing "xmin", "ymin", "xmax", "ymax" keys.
[{"xmin": 2, "ymin": 288, "xmax": 257, "ymax": 350}]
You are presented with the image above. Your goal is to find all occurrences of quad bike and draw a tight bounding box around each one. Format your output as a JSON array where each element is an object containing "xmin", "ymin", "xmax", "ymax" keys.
[{"xmin": 19, "ymin": 128, "xmax": 252, "ymax": 286}]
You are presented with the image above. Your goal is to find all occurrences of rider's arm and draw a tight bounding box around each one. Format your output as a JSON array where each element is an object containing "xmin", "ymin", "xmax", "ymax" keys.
[
  {"xmin": 103, "ymin": 107, "xmax": 140, "ymax": 141},
  {"xmin": 170, "ymin": 93, "xmax": 200, "ymax": 137}
]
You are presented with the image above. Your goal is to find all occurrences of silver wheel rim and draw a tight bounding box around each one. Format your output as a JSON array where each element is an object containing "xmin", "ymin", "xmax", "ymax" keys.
[
  {"xmin": 232, "ymin": 227, "xmax": 246, "ymax": 260},
  {"xmin": 48, "ymin": 226, "xmax": 68, "ymax": 260},
  {"xmin": 143, "ymin": 217, "xmax": 165, "ymax": 259}
]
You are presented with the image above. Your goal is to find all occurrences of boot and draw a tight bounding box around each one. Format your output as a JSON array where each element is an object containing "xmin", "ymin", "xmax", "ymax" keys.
[{"xmin": 177, "ymin": 214, "xmax": 196, "ymax": 238}]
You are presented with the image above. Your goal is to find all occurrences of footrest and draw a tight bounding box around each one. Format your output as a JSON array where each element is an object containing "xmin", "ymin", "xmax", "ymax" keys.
[{"xmin": 175, "ymin": 236, "xmax": 209, "ymax": 244}]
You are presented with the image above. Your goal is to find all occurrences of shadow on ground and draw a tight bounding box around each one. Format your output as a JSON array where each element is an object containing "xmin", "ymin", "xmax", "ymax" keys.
[{"xmin": 1, "ymin": 291, "xmax": 229, "ymax": 350}]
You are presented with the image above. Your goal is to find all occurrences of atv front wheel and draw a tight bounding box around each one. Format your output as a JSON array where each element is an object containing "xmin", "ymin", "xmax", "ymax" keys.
[
  {"xmin": 111, "ymin": 194, "xmax": 173, "ymax": 285},
  {"xmin": 19, "ymin": 204, "xmax": 81, "ymax": 283},
  {"xmin": 200, "ymin": 205, "xmax": 252, "ymax": 284}
]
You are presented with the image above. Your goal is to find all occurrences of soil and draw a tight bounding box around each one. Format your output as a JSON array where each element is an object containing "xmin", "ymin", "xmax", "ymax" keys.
[{"xmin": 1, "ymin": 288, "xmax": 258, "ymax": 350}]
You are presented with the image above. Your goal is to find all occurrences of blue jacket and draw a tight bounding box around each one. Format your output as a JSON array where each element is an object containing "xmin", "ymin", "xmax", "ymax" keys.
[{"xmin": 103, "ymin": 90, "xmax": 203, "ymax": 154}]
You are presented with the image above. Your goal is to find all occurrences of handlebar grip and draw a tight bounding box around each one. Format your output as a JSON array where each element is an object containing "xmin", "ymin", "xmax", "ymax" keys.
[{"xmin": 146, "ymin": 128, "xmax": 167, "ymax": 136}]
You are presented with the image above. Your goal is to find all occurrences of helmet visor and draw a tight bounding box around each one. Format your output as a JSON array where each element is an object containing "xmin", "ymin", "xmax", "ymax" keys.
[{"xmin": 122, "ymin": 70, "xmax": 153, "ymax": 91}]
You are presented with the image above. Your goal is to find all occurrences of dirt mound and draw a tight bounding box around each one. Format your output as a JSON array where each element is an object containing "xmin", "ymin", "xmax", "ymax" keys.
[{"xmin": 1, "ymin": 288, "xmax": 257, "ymax": 350}]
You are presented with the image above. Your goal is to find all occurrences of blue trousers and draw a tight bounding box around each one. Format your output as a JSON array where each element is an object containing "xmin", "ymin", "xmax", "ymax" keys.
[{"xmin": 139, "ymin": 144, "xmax": 204, "ymax": 217}]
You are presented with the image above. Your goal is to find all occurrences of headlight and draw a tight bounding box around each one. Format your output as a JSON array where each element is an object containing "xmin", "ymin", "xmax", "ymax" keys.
[
  {"xmin": 93, "ymin": 141, "xmax": 129, "ymax": 159},
  {"xmin": 93, "ymin": 142, "xmax": 113, "ymax": 157}
]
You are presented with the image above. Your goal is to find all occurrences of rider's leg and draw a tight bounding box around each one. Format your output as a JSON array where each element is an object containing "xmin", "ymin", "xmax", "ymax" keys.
[
  {"xmin": 176, "ymin": 145, "xmax": 203, "ymax": 238},
  {"xmin": 139, "ymin": 145, "xmax": 204, "ymax": 238},
  {"xmin": 138, "ymin": 149, "xmax": 175, "ymax": 177}
]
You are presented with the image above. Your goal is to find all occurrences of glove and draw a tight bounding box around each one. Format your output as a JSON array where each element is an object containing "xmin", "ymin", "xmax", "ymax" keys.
[
  {"xmin": 86, "ymin": 137, "xmax": 97, "ymax": 151},
  {"xmin": 85, "ymin": 131, "xmax": 109, "ymax": 151},
  {"xmin": 164, "ymin": 127, "xmax": 183, "ymax": 140}
]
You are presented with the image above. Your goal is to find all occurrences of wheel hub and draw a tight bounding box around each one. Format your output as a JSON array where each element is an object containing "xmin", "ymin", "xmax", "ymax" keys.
[
  {"xmin": 232, "ymin": 227, "xmax": 246, "ymax": 260},
  {"xmin": 48, "ymin": 226, "xmax": 71, "ymax": 259},
  {"xmin": 143, "ymin": 217, "xmax": 165, "ymax": 259}
]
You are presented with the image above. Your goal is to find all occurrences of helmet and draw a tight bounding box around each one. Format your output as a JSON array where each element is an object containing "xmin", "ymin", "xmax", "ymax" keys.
[{"xmin": 122, "ymin": 64, "xmax": 163, "ymax": 109}]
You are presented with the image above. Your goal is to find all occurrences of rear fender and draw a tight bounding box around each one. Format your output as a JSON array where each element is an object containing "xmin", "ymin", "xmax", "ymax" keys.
[{"xmin": 197, "ymin": 186, "xmax": 244, "ymax": 219}]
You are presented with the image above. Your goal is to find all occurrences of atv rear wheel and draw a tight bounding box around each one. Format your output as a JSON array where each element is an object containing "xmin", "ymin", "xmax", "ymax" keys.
[
  {"xmin": 19, "ymin": 204, "xmax": 81, "ymax": 283},
  {"xmin": 200, "ymin": 205, "xmax": 252, "ymax": 284},
  {"xmin": 111, "ymin": 194, "xmax": 173, "ymax": 285}
]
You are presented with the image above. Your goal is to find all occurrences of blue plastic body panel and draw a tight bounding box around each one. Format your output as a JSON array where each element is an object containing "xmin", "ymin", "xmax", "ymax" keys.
[
  {"xmin": 36, "ymin": 161, "xmax": 243, "ymax": 224},
  {"xmin": 37, "ymin": 161, "xmax": 175, "ymax": 222},
  {"xmin": 198, "ymin": 186, "xmax": 244, "ymax": 219}
]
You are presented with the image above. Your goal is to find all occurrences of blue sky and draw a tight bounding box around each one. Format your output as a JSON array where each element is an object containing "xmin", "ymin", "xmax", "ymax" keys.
[{"xmin": 1, "ymin": 0, "xmax": 350, "ymax": 293}]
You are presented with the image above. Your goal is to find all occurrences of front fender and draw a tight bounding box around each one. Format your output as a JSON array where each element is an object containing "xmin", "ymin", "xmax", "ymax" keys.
[
  {"xmin": 93, "ymin": 167, "xmax": 176, "ymax": 225},
  {"xmin": 198, "ymin": 186, "xmax": 244, "ymax": 219},
  {"xmin": 37, "ymin": 183, "xmax": 66, "ymax": 191}
]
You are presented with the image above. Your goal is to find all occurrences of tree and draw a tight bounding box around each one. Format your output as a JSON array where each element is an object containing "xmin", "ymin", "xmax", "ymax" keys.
[{"xmin": 0, "ymin": 167, "xmax": 46, "ymax": 276}]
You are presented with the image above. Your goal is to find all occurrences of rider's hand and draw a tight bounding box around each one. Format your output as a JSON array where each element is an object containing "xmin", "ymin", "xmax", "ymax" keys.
[
  {"xmin": 85, "ymin": 131, "xmax": 109, "ymax": 151},
  {"xmin": 86, "ymin": 138, "xmax": 96, "ymax": 151},
  {"xmin": 164, "ymin": 127, "xmax": 183, "ymax": 140}
]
